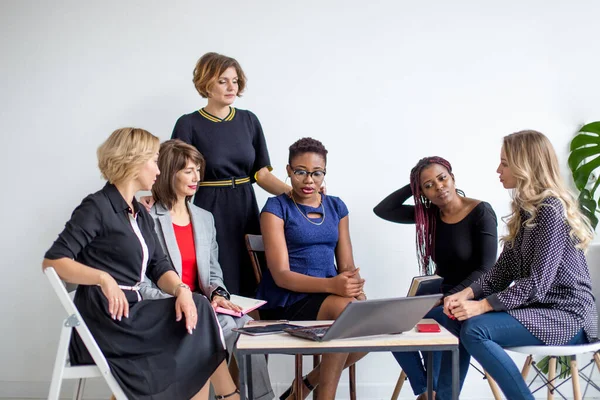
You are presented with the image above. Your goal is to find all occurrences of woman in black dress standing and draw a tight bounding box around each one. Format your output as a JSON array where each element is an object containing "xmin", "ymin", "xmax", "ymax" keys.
[
  {"xmin": 170, "ymin": 52, "xmax": 290, "ymax": 297},
  {"xmin": 43, "ymin": 127, "xmax": 239, "ymax": 400}
]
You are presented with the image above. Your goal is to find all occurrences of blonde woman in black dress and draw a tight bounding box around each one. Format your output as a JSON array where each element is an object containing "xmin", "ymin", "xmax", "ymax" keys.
[{"xmin": 43, "ymin": 128, "xmax": 240, "ymax": 400}]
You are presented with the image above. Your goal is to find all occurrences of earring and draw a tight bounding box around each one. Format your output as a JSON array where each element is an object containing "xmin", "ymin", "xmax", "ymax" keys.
[
  {"xmin": 456, "ymin": 188, "xmax": 465, "ymax": 197},
  {"xmin": 422, "ymin": 196, "xmax": 431, "ymax": 208},
  {"xmin": 284, "ymin": 176, "xmax": 290, "ymax": 185}
]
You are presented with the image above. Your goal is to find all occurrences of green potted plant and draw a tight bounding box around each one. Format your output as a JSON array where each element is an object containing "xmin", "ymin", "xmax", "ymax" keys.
[{"xmin": 568, "ymin": 121, "xmax": 600, "ymax": 229}]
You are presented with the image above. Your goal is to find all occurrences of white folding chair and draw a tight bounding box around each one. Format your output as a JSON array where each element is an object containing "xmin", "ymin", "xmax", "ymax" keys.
[{"xmin": 45, "ymin": 266, "xmax": 127, "ymax": 400}]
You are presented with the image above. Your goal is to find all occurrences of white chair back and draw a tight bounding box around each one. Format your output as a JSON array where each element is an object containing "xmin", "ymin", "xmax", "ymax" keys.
[{"xmin": 45, "ymin": 266, "xmax": 127, "ymax": 400}]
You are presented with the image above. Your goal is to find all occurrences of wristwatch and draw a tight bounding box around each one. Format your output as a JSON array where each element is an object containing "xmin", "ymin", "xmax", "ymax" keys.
[
  {"xmin": 211, "ymin": 287, "xmax": 230, "ymax": 301},
  {"xmin": 173, "ymin": 283, "xmax": 190, "ymax": 296}
]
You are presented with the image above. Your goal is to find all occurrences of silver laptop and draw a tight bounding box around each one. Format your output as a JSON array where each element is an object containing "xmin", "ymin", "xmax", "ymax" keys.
[{"xmin": 284, "ymin": 294, "xmax": 442, "ymax": 341}]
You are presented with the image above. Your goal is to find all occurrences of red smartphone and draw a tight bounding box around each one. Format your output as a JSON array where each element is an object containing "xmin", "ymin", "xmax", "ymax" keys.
[{"xmin": 417, "ymin": 323, "xmax": 441, "ymax": 333}]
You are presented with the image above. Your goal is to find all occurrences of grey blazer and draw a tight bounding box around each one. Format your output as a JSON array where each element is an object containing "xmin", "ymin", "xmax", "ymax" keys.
[{"xmin": 139, "ymin": 202, "xmax": 227, "ymax": 300}]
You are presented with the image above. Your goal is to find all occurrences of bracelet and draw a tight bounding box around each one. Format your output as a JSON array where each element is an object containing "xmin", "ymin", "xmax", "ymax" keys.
[{"xmin": 173, "ymin": 283, "xmax": 190, "ymax": 297}]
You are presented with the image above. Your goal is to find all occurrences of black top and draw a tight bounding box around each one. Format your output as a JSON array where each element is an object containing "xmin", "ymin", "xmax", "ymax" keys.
[
  {"xmin": 172, "ymin": 107, "xmax": 271, "ymax": 182},
  {"xmin": 44, "ymin": 183, "xmax": 175, "ymax": 291},
  {"xmin": 374, "ymin": 184, "xmax": 498, "ymax": 294},
  {"xmin": 472, "ymin": 197, "xmax": 598, "ymax": 345}
]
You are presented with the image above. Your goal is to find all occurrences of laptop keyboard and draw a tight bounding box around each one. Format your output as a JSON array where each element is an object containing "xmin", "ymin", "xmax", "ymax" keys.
[{"xmin": 303, "ymin": 326, "xmax": 330, "ymax": 337}]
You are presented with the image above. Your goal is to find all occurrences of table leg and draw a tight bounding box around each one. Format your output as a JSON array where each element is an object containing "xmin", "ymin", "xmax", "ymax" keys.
[
  {"xmin": 452, "ymin": 348, "xmax": 459, "ymax": 400},
  {"xmin": 295, "ymin": 354, "xmax": 303, "ymax": 399},
  {"xmin": 427, "ymin": 352, "xmax": 434, "ymax": 399},
  {"xmin": 238, "ymin": 352, "xmax": 247, "ymax": 400},
  {"xmin": 246, "ymin": 355, "xmax": 253, "ymax": 399}
]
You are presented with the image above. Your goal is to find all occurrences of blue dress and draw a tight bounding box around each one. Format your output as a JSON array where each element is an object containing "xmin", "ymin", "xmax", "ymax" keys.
[{"xmin": 256, "ymin": 193, "xmax": 349, "ymax": 311}]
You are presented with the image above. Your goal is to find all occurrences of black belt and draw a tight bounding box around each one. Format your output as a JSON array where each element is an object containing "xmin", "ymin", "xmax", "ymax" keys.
[{"xmin": 198, "ymin": 176, "xmax": 251, "ymax": 188}]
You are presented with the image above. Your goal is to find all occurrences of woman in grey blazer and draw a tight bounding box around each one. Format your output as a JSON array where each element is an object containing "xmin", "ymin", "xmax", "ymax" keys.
[{"xmin": 139, "ymin": 139, "xmax": 273, "ymax": 400}]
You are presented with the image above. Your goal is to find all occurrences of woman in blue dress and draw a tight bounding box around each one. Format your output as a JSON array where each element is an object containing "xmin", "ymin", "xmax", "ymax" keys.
[{"xmin": 256, "ymin": 138, "xmax": 366, "ymax": 400}]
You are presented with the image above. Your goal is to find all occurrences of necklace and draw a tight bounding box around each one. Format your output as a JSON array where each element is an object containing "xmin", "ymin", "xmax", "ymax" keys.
[{"xmin": 290, "ymin": 192, "xmax": 326, "ymax": 226}]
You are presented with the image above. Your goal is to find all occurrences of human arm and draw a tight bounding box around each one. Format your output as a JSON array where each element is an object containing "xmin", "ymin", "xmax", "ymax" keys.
[
  {"xmin": 479, "ymin": 200, "xmax": 568, "ymax": 312},
  {"xmin": 247, "ymin": 111, "xmax": 292, "ymax": 195},
  {"xmin": 442, "ymin": 286, "xmax": 493, "ymax": 320},
  {"xmin": 444, "ymin": 243, "xmax": 519, "ymax": 317},
  {"xmin": 446, "ymin": 297, "xmax": 494, "ymax": 321},
  {"xmin": 445, "ymin": 204, "xmax": 498, "ymax": 295},
  {"xmin": 42, "ymin": 196, "xmax": 128, "ymax": 320},
  {"xmin": 204, "ymin": 214, "xmax": 242, "ymax": 312},
  {"xmin": 142, "ymin": 217, "xmax": 198, "ymax": 334},
  {"xmin": 255, "ymin": 166, "xmax": 292, "ymax": 195},
  {"xmin": 155, "ymin": 271, "xmax": 197, "ymax": 334},
  {"xmin": 43, "ymin": 257, "xmax": 129, "ymax": 320},
  {"xmin": 334, "ymin": 214, "xmax": 366, "ymax": 299},
  {"xmin": 138, "ymin": 214, "xmax": 172, "ymax": 300},
  {"xmin": 373, "ymin": 184, "xmax": 416, "ymax": 223},
  {"xmin": 262, "ymin": 211, "xmax": 364, "ymax": 297}
]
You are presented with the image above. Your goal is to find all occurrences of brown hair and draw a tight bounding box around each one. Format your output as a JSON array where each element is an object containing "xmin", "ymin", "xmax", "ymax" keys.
[
  {"xmin": 152, "ymin": 139, "xmax": 205, "ymax": 210},
  {"xmin": 97, "ymin": 127, "xmax": 159, "ymax": 185},
  {"xmin": 192, "ymin": 52, "xmax": 247, "ymax": 98}
]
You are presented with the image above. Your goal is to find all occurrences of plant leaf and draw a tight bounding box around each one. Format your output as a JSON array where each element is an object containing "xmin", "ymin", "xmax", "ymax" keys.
[
  {"xmin": 572, "ymin": 156, "xmax": 600, "ymax": 191},
  {"xmin": 570, "ymin": 133, "xmax": 600, "ymax": 151},
  {"xmin": 568, "ymin": 147, "xmax": 600, "ymax": 172},
  {"xmin": 579, "ymin": 190, "xmax": 598, "ymax": 229},
  {"xmin": 538, "ymin": 356, "xmax": 549, "ymax": 374},
  {"xmin": 580, "ymin": 121, "xmax": 600, "ymax": 135}
]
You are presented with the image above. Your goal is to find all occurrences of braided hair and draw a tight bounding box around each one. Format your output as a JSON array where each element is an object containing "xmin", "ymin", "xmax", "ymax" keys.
[{"xmin": 410, "ymin": 156, "xmax": 463, "ymax": 275}]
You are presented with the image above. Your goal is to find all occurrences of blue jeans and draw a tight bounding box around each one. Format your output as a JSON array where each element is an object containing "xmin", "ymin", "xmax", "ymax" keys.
[
  {"xmin": 392, "ymin": 306, "xmax": 470, "ymax": 395},
  {"xmin": 436, "ymin": 311, "xmax": 587, "ymax": 400}
]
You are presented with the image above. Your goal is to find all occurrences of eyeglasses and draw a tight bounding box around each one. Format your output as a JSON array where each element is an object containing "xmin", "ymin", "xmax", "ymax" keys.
[{"xmin": 291, "ymin": 169, "xmax": 326, "ymax": 181}]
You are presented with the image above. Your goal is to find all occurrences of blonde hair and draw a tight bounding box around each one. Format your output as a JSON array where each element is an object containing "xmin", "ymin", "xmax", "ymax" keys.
[
  {"xmin": 502, "ymin": 130, "xmax": 594, "ymax": 249},
  {"xmin": 97, "ymin": 127, "xmax": 160, "ymax": 185},
  {"xmin": 192, "ymin": 52, "xmax": 247, "ymax": 98}
]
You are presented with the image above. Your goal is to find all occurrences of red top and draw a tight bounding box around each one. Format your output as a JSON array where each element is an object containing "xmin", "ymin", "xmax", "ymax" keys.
[{"xmin": 172, "ymin": 223, "xmax": 198, "ymax": 292}]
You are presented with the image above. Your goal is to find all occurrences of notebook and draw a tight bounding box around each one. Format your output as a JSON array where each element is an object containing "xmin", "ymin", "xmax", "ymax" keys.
[
  {"xmin": 407, "ymin": 275, "xmax": 443, "ymax": 297},
  {"xmin": 283, "ymin": 294, "xmax": 442, "ymax": 342},
  {"xmin": 215, "ymin": 294, "xmax": 267, "ymax": 317},
  {"xmin": 232, "ymin": 323, "xmax": 300, "ymax": 336}
]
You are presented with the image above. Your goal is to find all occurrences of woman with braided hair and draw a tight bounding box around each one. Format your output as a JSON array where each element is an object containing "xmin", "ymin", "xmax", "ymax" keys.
[{"xmin": 374, "ymin": 156, "xmax": 498, "ymax": 400}]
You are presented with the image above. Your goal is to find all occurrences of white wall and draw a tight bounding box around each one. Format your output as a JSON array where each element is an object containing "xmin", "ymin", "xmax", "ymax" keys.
[{"xmin": 1, "ymin": 0, "xmax": 600, "ymax": 398}]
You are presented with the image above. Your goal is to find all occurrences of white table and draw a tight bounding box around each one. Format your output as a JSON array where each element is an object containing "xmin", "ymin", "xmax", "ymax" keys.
[{"xmin": 234, "ymin": 319, "xmax": 460, "ymax": 399}]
